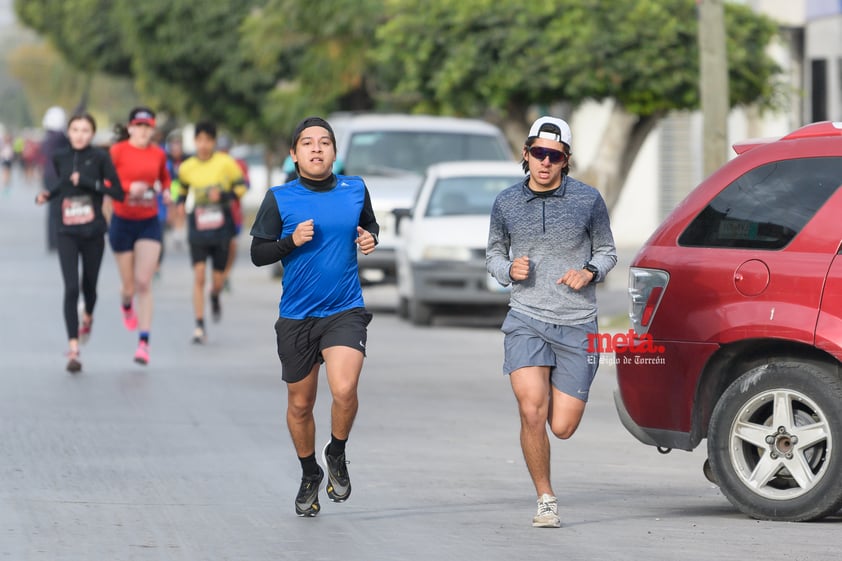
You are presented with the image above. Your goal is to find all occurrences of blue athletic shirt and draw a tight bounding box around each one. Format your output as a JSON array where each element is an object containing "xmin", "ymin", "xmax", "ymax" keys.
[{"xmin": 250, "ymin": 174, "xmax": 379, "ymax": 319}]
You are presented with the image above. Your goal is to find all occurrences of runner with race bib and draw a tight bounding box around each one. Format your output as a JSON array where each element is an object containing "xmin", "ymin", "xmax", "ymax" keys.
[
  {"xmin": 35, "ymin": 112, "xmax": 124, "ymax": 373},
  {"xmin": 176, "ymin": 121, "xmax": 246, "ymax": 344}
]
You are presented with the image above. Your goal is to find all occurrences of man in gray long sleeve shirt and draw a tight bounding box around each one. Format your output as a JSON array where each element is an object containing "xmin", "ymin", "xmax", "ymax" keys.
[{"xmin": 486, "ymin": 116, "xmax": 616, "ymax": 528}]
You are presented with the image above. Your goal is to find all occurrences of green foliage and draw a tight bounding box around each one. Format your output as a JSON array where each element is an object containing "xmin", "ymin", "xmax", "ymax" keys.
[
  {"xmin": 724, "ymin": 3, "xmax": 782, "ymax": 111},
  {"xmin": 6, "ymin": 40, "xmax": 139, "ymax": 128},
  {"xmin": 15, "ymin": 0, "xmax": 131, "ymax": 75},
  {"xmin": 111, "ymin": 0, "xmax": 275, "ymax": 137},
  {"xmin": 241, "ymin": 0, "xmax": 385, "ymax": 138},
  {"xmin": 15, "ymin": 0, "xmax": 275, "ymax": 139},
  {"xmin": 373, "ymin": 0, "xmax": 782, "ymax": 117},
  {"xmin": 14, "ymin": 0, "xmax": 782, "ymax": 147}
]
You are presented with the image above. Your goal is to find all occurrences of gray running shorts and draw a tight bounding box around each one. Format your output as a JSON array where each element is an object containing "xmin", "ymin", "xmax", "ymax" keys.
[
  {"xmin": 501, "ymin": 309, "xmax": 599, "ymax": 402},
  {"xmin": 274, "ymin": 307, "xmax": 372, "ymax": 383}
]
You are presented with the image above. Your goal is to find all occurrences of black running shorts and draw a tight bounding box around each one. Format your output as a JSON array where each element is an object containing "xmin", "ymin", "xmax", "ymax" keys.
[
  {"xmin": 274, "ymin": 307, "xmax": 373, "ymax": 383},
  {"xmin": 190, "ymin": 241, "xmax": 229, "ymax": 271}
]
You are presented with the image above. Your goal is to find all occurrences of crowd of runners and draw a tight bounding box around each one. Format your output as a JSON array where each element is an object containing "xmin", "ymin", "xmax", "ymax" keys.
[
  {"xmin": 31, "ymin": 105, "xmax": 250, "ymax": 372},
  {"xmin": 21, "ymin": 108, "xmax": 617, "ymax": 530}
]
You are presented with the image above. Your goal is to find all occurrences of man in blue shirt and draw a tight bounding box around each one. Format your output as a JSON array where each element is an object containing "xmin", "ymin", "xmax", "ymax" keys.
[{"xmin": 250, "ymin": 116, "xmax": 379, "ymax": 517}]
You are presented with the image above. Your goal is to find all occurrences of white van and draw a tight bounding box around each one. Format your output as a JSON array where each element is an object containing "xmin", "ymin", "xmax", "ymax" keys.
[
  {"xmin": 395, "ymin": 161, "xmax": 524, "ymax": 325},
  {"xmin": 329, "ymin": 113, "xmax": 514, "ymax": 283}
]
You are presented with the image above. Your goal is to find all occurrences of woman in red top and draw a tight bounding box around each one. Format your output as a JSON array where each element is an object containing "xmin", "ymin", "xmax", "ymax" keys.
[{"xmin": 108, "ymin": 107, "xmax": 171, "ymax": 365}]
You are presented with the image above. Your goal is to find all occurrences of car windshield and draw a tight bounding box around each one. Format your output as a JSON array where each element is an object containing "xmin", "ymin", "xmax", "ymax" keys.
[
  {"xmin": 343, "ymin": 131, "xmax": 509, "ymax": 176},
  {"xmin": 425, "ymin": 175, "xmax": 521, "ymax": 217}
]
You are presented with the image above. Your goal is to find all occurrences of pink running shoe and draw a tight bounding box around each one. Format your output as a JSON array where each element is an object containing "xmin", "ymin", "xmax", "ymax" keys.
[
  {"xmin": 122, "ymin": 305, "xmax": 138, "ymax": 331},
  {"xmin": 79, "ymin": 319, "xmax": 92, "ymax": 344},
  {"xmin": 133, "ymin": 340, "xmax": 149, "ymax": 365}
]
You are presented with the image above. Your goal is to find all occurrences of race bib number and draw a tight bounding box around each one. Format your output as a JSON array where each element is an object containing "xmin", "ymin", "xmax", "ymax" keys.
[
  {"xmin": 62, "ymin": 195, "xmax": 95, "ymax": 226},
  {"xmin": 195, "ymin": 205, "xmax": 225, "ymax": 231},
  {"xmin": 128, "ymin": 185, "xmax": 158, "ymax": 207}
]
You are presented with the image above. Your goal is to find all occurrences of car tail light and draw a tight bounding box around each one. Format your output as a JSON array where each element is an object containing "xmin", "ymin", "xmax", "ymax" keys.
[{"xmin": 629, "ymin": 268, "xmax": 669, "ymax": 336}]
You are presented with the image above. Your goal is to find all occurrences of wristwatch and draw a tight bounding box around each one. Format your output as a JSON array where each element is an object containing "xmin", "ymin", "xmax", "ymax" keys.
[{"xmin": 583, "ymin": 263, "xmax": 598, "ymax": 282}]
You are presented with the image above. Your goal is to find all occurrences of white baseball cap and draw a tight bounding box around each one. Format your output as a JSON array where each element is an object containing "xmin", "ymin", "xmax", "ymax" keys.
[
  {"xmin": 42, "ymin": 106, "xmax": 67, "ymax": 132},
  {"xmin": 527, "ymin": 116, "xmax": 572, "ymax": 148}
]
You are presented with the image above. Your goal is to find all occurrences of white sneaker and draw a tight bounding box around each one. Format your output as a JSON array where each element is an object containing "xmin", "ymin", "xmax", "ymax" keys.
[
  {"xmin": 192, "ymin": 327, "xmax": 207, "ymax": 344},
  {"xmin": 532, "ymin": 494, "xmax": 561, "ymax": 528}
]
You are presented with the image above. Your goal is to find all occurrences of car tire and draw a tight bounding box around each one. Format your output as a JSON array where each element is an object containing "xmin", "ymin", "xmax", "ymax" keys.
[
  {"xmin": 397, "ymin": 297, "xmax": 409, "ymax": 320},
  {"xmin": 408, "ymin": 299, "xmax": 433, "ymax": 326},
  {"xmin": 707, "ymin": 360, "xmax": 842, "ymax": 521}
]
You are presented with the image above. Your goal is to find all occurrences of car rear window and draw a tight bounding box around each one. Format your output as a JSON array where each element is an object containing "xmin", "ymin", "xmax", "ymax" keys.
[
  {"xmin": 344, "ymin": 131, "xmax": 509, "ymax": 176},
  {"xmin": 679, "ymin": 156, "xmax": 842, "ymax": 249},
  {"xmin": 425, "ymin": 176, "xmax": 521, "ymax": 217}
]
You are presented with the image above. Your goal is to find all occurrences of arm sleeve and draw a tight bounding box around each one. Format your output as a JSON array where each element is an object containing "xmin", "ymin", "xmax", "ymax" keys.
[
  {"xmin": 249, "ymin": 190, "xmax": 297, "ymax": 265},
  {"xmin": 357, "ymin": 186, "xmax": 380, "ymax": 242},
  {"xmin": 74, "ymin": 150, "xmax": 124, "ymax": 201},
  {"xmin": 227, "ymin": 156, "xmax": 248, "ymax": 199},
  {"xmin": 100, "ymin": 150, "xmax": 125, "ymax": 201},
  {"xmin": 46, "ymin": 155, "xmax": 68, "ymax": 199},
  {"xmin": 250, "ymin": 236, "xmax": 298, "ymax": 266},
  {"xmin": 175, "ymin": 167, "xmax": 190, "ymax": 204},
  {"xmin": 231, "ymin": 178, "xmax": 247, "ymax": 200},
  {"xmin": 586, "ymin": 195, "xmax": 618, "ymax": 283},
  {"xmin": 159, "ymin": 150, "xmax": 172, "ymax": 191},
  {"xmin": 485, "ymin": 198, "xmax": 514, "ymax": 286},
  {"xmin": 74, "ymin": 169, "xmax": 98, "ymax": 192}
]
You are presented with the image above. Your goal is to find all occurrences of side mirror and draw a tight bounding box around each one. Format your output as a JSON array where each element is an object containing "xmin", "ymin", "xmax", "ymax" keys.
[{"xmin": 392, "ymin": 207, "xmax": 412, "ymax": 236}]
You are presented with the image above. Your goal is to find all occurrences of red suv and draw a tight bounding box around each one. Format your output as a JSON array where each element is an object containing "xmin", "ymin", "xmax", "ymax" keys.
[{"xmin": 614, "ymin": 121, "xmax": 842, "ymax": 522}]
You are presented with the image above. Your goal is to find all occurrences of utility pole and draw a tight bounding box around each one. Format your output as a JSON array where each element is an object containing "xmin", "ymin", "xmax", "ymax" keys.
[{"xmin": 698, "ymin": 0, "xmax": 729, "ymax": 177}]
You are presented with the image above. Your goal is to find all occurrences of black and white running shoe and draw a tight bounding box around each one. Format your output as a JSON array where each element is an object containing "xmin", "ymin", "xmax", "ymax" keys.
[
  {"xmin": 295, "ymin": 466, "xmax": 324, "ymax": 517},
  {"xmin": 322, "ymin": 443, "xmax": 351, "ymax": 502}
]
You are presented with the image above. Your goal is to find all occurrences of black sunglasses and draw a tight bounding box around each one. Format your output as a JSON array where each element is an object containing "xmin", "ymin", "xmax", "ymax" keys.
[{"xmin": 528, "ymin": 146, "xmax": 567, "ymax": 164}]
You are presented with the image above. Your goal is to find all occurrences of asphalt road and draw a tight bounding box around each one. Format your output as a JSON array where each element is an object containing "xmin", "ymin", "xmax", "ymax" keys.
[{"xmin": 1, "ymin": 172, "xmax": 840, "ymax": 561}]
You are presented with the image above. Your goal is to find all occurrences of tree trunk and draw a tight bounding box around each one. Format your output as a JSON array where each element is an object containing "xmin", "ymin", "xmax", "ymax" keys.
[
  {"xmin": 72, "ymin": 74, "xmax": 93, "ymax": 115},
  {"xmin": 498, "ymin": 102, "xmax": 530, "ymax": 157},
  {"xmin": 577, "ymin": 103, "xmax": 663, "ymax": 213}
]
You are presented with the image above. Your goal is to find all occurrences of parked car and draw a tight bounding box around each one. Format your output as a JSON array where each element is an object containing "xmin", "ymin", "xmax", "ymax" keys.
[
  {"xmin": 394, "ymin": 161, "xmax": 523, "ymax": 325},
  {"xmin": 328, "ymin": 113, "xmax": 515, "ymax": 283},
  {"xmin": 613, "ymin": 121, "xmax": 842, "ymax": 521}
]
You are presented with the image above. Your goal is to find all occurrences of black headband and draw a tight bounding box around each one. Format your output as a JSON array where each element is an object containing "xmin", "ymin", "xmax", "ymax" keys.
[{"xmin": 292, "ymin": 116, "xmax": 335, "ymax": 147}]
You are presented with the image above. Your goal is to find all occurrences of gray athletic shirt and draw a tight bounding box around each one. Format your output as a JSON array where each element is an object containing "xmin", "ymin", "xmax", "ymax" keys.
[{"xmin": 486, "ymin": 175, "xmax": 617, "ymax": 325}]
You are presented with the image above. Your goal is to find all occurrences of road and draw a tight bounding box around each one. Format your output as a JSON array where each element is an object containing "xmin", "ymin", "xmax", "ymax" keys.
[{"xmin": 1, "ymin": 172, "xmax": 839, "ymax": 561}]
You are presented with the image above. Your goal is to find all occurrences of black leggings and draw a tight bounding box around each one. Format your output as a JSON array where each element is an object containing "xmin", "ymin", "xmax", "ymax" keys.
[{"xmin": 56, "ymin": 234, "xmax": 105, "ymax": 340}]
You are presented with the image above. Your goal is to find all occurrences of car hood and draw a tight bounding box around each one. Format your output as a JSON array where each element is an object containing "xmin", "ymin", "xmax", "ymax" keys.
[{"xmin": 363, "ymin": 174, "xmax": 423, "ymax": 210}]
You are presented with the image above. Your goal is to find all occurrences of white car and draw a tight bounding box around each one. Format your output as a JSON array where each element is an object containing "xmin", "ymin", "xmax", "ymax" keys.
[
  {"xmin": 395, "ymin": 161, "xmax": 524, "ymax": 325},
  {"xmin": 329, "ymin": 113, "xmax": 514, "ymax": 283}
]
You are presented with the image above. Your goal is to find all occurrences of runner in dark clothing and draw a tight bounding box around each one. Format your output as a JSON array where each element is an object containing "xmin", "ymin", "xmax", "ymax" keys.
[
  {"xmin": 41, "ymin": 106, "xmax": 71, "ymax": 252},
  {"xmin": 36, "ymin": 113, "xmax": 124, "ymax": 372},
  {"xmin": 250, "ymin": 116, "xmax": 379, "ymax": 518}
]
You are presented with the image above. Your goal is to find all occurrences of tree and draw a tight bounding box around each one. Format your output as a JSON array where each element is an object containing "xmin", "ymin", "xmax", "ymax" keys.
[
  {"xmin": 240, "ymin": 0, "xmax": 386, "ymax": 142},
  {"xmin": 16, "ymin": 0, "xmax": 782, "ymax": 206},
  {"xmin": 15, "ymin": 0, "xmax": 134, "ymax": 115},
  {"xmin": 110, "ymin": 1, "xmax": 276, "ymax": 137},
  {"xmin": 14, "ymin": 0, "xmax": 277, "ymax": 140},
  {"xmin": 15, "ymin": 0, "xmax": 132, "ymax": 76},
  {"xmin": 7, "ymin": 41, "xmax": 139, "ymax": 128},
  {"xmin": 373, "ymin": 0, "xmax": 782, "ymax": 210}
]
